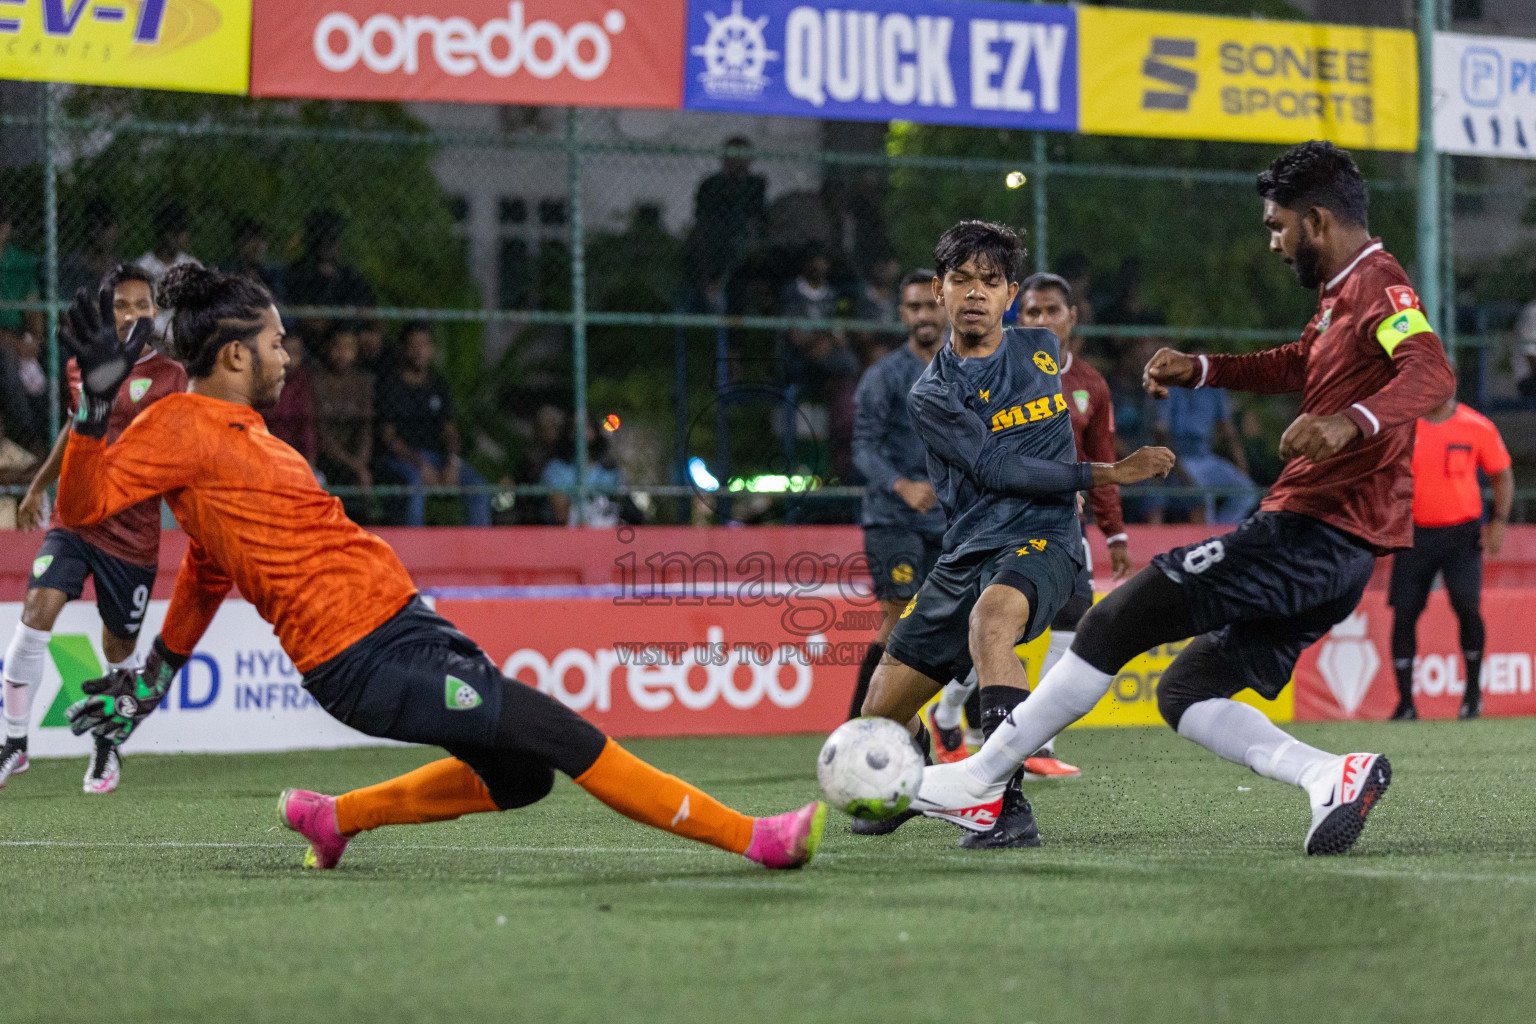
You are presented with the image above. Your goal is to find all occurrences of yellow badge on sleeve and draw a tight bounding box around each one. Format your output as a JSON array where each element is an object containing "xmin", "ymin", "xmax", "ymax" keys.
[{"xmin": 1374, "ymin": 308, "xmax": 1433, "ymax": 356}]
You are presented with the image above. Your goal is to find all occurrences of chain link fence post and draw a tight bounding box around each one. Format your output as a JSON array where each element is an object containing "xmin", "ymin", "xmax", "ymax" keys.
[
  {"xmin": 567, "ymin": 107, "xmax": 588, "ymax": 526},
  {"xmin": 42, "ymin": 83, "xmax": 59, "ymax": 439}
]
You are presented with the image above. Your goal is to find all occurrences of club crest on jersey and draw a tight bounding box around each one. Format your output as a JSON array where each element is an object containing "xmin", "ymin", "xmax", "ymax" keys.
[
  {"xmin": 891, "ymin": 562, "xmax": 914, "ymax": 585},
  {"xmin": 1033, "ymin": 352, "xmax": 1059, "ymax": 375},
  {"xmin": 1386, "ymin": 285, "xmax": 1418, "ymax": 311},
  {"xmin": 1073, "ymin": 389, "xmax": 1090, "ymax": 413},
  {"xmin": 1316, "ymin": 306, "xmax": 1334, "ymax": 334},
  {"xmin": 445, "ymin": 675, "xmax": 483, "ymax": 710},
  {"xmin": 128, "ymin": 379, "xmax": 152, "ymax": 402}
]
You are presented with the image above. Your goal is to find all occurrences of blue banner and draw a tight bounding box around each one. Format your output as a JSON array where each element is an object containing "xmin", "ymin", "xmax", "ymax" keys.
[{"xmin": 683, "ymin": 0, "xmax": 1079, "ymax": 131}]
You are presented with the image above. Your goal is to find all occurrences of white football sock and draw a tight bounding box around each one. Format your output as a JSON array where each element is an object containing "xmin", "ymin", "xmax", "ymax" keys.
[
  {"xmin": 1031, "ymin": 629, "xmax": 1076, "ymax": 756},
  {"xmin": 965, "ymin": 650, "xmax": 1110, "ymax": 787},
  {"xmin": 4, "ymin": 623, "xmax": 50, "ymax": 739},
  {"xmin": 106, "ymin": 656, "xmax": 135, "ymax": 673},
  {"xmin": 1176, "ymin": 698, "xmax": 1333, "ymax": 789},
  {"xmin": 932, "ymin": 671, "xmax": 976, "ymax": 731}
]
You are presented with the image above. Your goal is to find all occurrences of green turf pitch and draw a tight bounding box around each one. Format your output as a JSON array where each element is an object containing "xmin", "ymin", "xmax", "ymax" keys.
[{"xmin": 4, "ymin": 721, "xmax": 1535, "ymax": 1024}]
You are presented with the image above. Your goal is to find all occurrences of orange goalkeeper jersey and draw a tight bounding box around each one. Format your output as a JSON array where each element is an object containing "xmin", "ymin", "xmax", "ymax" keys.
[{"xmin": 57, "ymin": 391, "xmax": 417, "ymax": 672}]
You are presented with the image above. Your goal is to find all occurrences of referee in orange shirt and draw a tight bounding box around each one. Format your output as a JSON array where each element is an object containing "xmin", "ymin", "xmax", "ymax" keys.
[{"xmin": 1389, "ymin": 397, "xmax": 1514, "ymax": 720}]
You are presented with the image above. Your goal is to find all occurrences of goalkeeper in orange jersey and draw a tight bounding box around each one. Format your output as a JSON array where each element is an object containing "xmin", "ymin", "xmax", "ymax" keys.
[{"xmin": 54, "ymin": 265, "xmax": 824, "ymax": 871}]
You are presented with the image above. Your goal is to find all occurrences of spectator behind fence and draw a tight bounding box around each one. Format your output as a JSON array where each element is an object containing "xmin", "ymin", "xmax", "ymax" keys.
[
  {"xmin": 686, "ymin": 136, "xmax": 766, "ymax": 296},
  {"xmin": 376, "ymin": 322, "xmax": 490, "ymax": 527},
  {"xmin": 0, "ymin": 410, "xmax": 39, "ymax": 528},
  {"xmin": 780, "ymin": 246, "xmax": 858, "ymax": 478},
  {"xmin": 541, "ymin": 418, "xmax": 627, "ymax": 528},
  {"xmin": 262, "ymin": 329, "xmax": 317, "ymax": 466},
  {"xmin": 0, "ymin": 200, "xmax": 42, "ymax": 350},
  {"xmin": 285, "ymin": 208, "xmax": 374, "ymax": 310},
  {"xmin": 60, "ymin": 198, "xmax": 121, "ymax": 300},
  {"xmin": 136, "ymin": 202, "xmax": 196, "ymax": 285},
  {"xmin": 852, "ymin": 254, "xmax": 904, "ymax": 369},
  {"xmin": 1152, "ymin": 385, "xmax": 1258, "ymax": 525},
  {"xmin": 355, "ymin": 318, "xmax": 391, "ymax": 379},
  {"xmin": 311, "ymin": 322, "xmax": 374, "ymax": 522},
  {"xmin": 224, "ymin": 217, "xmax": 286, "ymax": 300}
]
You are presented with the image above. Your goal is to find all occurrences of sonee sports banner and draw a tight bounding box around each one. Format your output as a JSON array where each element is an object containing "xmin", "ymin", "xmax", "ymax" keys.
[
  {"xmin": 250, "ymin": 0, "xmax": 686, "ymax": 107},
  {"xmin": 681, "ymin": 0, "xmax": 1079, "ymax": 132},
  {"xmin": 0, "ymin": 0, "xmax": 252, "ymax": 94}
]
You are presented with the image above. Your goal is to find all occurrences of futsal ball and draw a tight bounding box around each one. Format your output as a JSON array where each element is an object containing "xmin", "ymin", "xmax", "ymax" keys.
[{"xmin": 817, "ymin": 717, "xmax": 924, "ymax": 820}]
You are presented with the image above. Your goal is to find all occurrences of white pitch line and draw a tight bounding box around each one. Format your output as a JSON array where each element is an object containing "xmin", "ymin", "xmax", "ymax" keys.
[{"xmin": 0, "ymin": 840, "xmax": 706, "ymax": 855}]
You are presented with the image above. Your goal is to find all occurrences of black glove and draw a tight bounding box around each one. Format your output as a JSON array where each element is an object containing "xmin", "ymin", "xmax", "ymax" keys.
[
  {"xmin": 59, "ymin": 285, "xmax": 154, "ymax": 439},
  {"xmin": 65, "ymin": 637, "xmax": 188, "ymax": 745}
]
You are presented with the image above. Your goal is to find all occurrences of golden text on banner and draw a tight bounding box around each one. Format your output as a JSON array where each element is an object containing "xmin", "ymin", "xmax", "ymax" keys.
[
  {"xmin": 1077, "ymin": 7, "xmax": 1417, "ymax": 152},
  {"xmin": 0, "ymin": 0, "xmax": 252, "ymax": 95}
]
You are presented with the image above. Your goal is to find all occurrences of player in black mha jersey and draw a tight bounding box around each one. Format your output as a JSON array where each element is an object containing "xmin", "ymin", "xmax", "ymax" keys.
[{"xmin": 858, "ymin": 221, "xmax": 1174, "ymax": 848}]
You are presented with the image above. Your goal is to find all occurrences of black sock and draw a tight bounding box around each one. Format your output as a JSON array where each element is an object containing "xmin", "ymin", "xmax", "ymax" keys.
[
  {"xmin": 980, "ymin": 685, "xmax": 1031, "ymax": 741},
  {"xmin": 911, "ymin": 721, "xmax": 933, "ymax": 766},
  {"xmin": 3, "ymin": 734, "xmax": 24, "ymax": 751},
  {"xmin": 850, "ymin": 642, "xmax": 883, "ymax": 720},
  {"xmin": 1463, "ymin": 651, "xmax": 1483, "ymax": 706},
  {"xmin": 1393, "ymin": 658, "xmax": 1414, "ymax": 706},
  {"xmin": 964, "ymin": 684, "xmax": 982, "ymax": 732}
]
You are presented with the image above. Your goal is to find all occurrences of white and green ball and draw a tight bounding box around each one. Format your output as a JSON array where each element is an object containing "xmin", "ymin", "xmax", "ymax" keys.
[{"xmin": 817, "ymin": 717, "xmax": 924, "ymax": 820}]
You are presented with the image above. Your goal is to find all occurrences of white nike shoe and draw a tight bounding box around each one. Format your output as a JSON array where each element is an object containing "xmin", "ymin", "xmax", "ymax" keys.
[
  {"xmin": 1303, "ymin": 752, "xmax": 1391, "ymax": 856},
  {"xmin": 913, "ymin": 761, "xmax": 1007, "ymax": 832},
  {"xmin": 83, "ymin": 738, "xmax": 121, "ymax": 795}
]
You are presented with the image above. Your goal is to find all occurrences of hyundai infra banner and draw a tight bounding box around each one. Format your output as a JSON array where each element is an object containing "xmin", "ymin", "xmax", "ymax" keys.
[
  {"xmin": 681, "ymin": 0, "xmax": 1078, "ymax": 131},
  {"xmin": 249, "ymin": 0, "xmax": 686, "ymax": 107}
]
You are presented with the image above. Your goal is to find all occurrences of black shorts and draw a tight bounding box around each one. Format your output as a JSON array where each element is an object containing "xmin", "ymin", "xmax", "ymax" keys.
[
  {"xmin": 28, "ymin": 528, "xmax": 156, "ymax": 642},
  {"xmin": 862, "ymin": 526, "xmax": 944, "ymax": 601},
  {"xmin": 1050, "ymin": 522, "xmax": 1095, "ymax": 631},
  {"xmin": 1150, "ymin": 511, "xmax": 1376, "ymax": 700},
  {"xmin": 1388, "ymin": 519, "xmax": 1482, "ymax": 614},
  {"xmin": 303, "ymin": 596, "xmax": 607, "ymax": 809},
  {"xmin": 886, "ymin": 535, "xmax": 1082, "ymax": 686}
]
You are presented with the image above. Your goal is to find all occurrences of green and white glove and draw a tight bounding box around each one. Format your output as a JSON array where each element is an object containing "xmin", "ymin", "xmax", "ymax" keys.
[{"xmin": 66, "ymin": 637, "xmax": 188, "ymax": 744}]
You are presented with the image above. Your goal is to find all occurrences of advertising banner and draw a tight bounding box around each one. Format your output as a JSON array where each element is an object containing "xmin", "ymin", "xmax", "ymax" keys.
[
  {"xmin": 250, "ymin": 0, "xmax": 685, "ymax": 107},
  {"xmin": 1433, "ymin": 31, "xmax": 1536, "ymax": 157},
  {"xmin": 1295, "ymin": 589, "xmax": 1536, "ymax": 721},
  {"xmin": 681, "ymin": 0, "xmax": 1078, "ymax": 131},
  {"xmin": 0, "ymin": 0, "xmax": 252, "ymax": 94},
  {"xmin": 1077, "ymin": 7, "xmax": 1418, "ymax": 151}
]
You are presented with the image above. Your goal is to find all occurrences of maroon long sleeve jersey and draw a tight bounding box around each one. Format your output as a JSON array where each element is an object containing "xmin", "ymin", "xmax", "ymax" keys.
[
  {"xmin": 1199, "ymin": 239, "xmax": 1455, "ymax": 553},
  {"xmin": 1060, "ymin": 350, "xmax": 1126, "ymax": 542}
]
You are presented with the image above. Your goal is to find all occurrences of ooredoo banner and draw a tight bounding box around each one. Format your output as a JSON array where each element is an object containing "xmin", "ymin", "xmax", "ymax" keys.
[
  {"xmin": 681, "ymin": 0, "xmax": 1078, "ymax": 131},
  {"xmin": 249, "ymin": 0, "xmax": 686, "ymax": 107},
  {"xmin": 0, "ymin": 0, "xmax": 252, "ymax": 94}
]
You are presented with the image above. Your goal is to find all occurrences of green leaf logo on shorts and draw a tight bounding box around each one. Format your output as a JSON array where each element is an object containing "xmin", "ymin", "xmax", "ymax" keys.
[
  {"xmin": 128, "ymin": 379, "xmax": 152, "ymax": 402},
  {"xmin": 445, "ymin": 675, "xmax": 482, "ymax": 711},
  {"xmin": 32, "ymin": 555, "xmax": 52, "ymax": 579}
]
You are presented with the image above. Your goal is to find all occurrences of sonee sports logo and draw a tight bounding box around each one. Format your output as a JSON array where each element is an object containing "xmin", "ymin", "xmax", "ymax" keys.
[
  {"xmin": 1143, "ymin": 37, "xmax": 1198, "ymax": 111},
  {"xmin": 445, "ymin": 675, "xmax": 483, "ymax": 710}
]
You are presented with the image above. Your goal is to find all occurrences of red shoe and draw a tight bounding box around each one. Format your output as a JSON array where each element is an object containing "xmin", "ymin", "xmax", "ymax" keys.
[
  {"xmin": 1022, "ymin": 751, "xmax": 1081, "ymax": 779},
  {"xmin": 922, "ymin": 704, "xmax": 970, "ymax": 764}
]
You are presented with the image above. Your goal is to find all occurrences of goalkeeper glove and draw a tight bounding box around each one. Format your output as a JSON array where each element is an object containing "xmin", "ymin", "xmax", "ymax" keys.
[
  {"xmin": 59, "ymin": 284, "xmax": 154, "ymax": 439},
  {"xmin": 66, "ymin": 637, "xmax": 188, "ymax": 745}
]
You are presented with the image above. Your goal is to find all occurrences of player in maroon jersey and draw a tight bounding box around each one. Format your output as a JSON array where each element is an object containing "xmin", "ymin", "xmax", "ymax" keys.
[
  {"xmin": 0, "ymin": 265, "xmax": 187, "ymax": 795},
  {"xmin": 916, "ymin": 141, "xmax": 1455, "ymax": 856}
]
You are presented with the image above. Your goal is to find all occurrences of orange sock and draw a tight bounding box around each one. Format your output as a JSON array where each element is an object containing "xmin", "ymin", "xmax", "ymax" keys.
[
  {"xmin": 334, "ymin": 757, "xmax": 499, "ymax": 836},
  {"xmin": 574, "ymin": 739, "xmax": 755, "ymax": 855}
]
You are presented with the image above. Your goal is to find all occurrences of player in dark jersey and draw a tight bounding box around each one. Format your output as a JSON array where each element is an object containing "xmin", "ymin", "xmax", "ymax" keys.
[
  {"xmin": 1388, "ymin": 398, "xmax": 1512, "ymax": 720},
  {"xmin": 859, "ymin": 221, "xmax": 1174, "ymax": 847},
  {"xmin": 918, "ymin": 141, "xmax": 1456, "ymax": 856},
  {"xmin": 0, "ymin": 264, "xmax": 186, "ymax": 795}
]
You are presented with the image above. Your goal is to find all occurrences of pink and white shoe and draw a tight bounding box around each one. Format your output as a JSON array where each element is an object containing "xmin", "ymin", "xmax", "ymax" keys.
[
  {"xmin": 744, "ymin": 801, "xmax": 827, "ymax": 869},
  {"xmin": 914, "ymin": 760, "xmax": 1006, "ymax": 832},
  {"xmin": 0, "ymin": 739, "xmax": 28, "ymax": 789},
  {"xmin": 82, "ymin": 738, "xmax": 120, "ymax": 794},
  {"xmin": 1304, "ymin": 753, "xmax": 1392, "ymax": 856},
  {"xmin": 277, "ymin": 788, "xmax": 351, "ymax": 869}
]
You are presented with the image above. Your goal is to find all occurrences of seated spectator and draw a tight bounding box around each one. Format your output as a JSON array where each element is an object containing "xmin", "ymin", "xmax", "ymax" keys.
[
  {"xmin": 262, "ymin": 329, "xmax": 316, "ymax": 465},
  {"xmin": 311, "ymin": 322, "xmax": 374, "ymax": 522},
  {"xmin": 60, "ymin": 198, "xmax": 121, "ymax": 299},
  {"xmin": 0, "ymin": 326, "xmax": 50, "ymax": 454},
  {"xmin": 541, "ymin": 418, "xmax": 630, "ymax": 527},
  {"xmin": 223, "ymin": 216, "xmax": 285, "ymax": 299},
  {"xmin": 852, "ymin": 254, "xmax": 903, "ymax": 367},
  {"xmin": 137, "ymin": 202, "xmax": 196, "ymax": 285},
  {"xmin": 780, "ymin": 246, "xmax": 859, "ymax": 477},
  {"xmin": 355, "ymin": 318, "xmax": 391, "ymax": 379},
  {"xmin": 0, "ymin": 411, "xmax": 39, "ymax": 528},
  {"xmin": 376, "ymin": 322, "xmax": 490, "ymax": 527},
  {"xmin": 1153, "ymin": 385, "xmax": 1258, "ymax": 525},
  {"xmin": 0, "ymin": 200, "xmax": 42, "ymax": 357},
  {"xmin": 285, "ymin": 208, "xmax": 374, "ymax": 310}
]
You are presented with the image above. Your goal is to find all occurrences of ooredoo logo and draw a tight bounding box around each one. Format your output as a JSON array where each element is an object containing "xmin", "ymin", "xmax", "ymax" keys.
[{"xmin": 314, "ymin": 2, "xmax": 627, "ymax": 80}]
